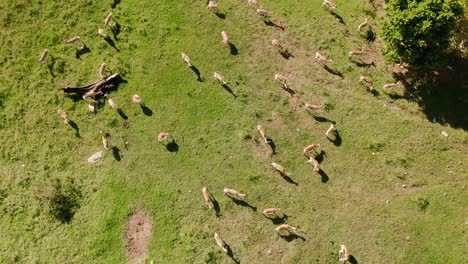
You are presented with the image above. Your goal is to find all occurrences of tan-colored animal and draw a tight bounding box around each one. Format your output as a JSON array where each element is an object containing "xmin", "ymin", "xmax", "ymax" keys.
[
  {"xmin": 304, "ymin": 103, "xmax": 322, "ymax": 110},
  {"xmin": 98, "ymin": 27, "xmax": 108, "ymax": 38},
  {"xmin": 207, "ymin": 0, "xmax": 218, "ymax": 13},
  {"xmin": 307, "ymin": 157, "xmax": 320, "ymax": 173},
  {"xmin": 57, "ymin": 109, "xmax": 69, "ymax": 124},
  {"xmin": 271, "ymin": 162, "xmax": 290, "ymax": 176},
  {"xmin": 64, "ymin": 36, "xmax": 81, "ymax": 45},
  {"xmin": 256, "ymin": 125, "xmax": 268, "ymax": 144},
  {"xmin": 275, "ymin": 224, "xmax": 299, "ymax": 235},
  {"xmin": 214, "ymin": 72, "xmax": 228, "ymax": 85},
  {"xmin": 382, "ymin": 81, "xmax": 401, "ymax": 89},
  {"xmin": 132, "ymin": 94, "xmax": 142, "ymax": 104},
  {"xmin": 274, "ymin": 73, "xmax": 289, "ymax": 89},
  {"xmin": 108, "ymin": 98, "xmax": 118, "ymax": 110},
  {"xmin": 303, "ymin": 144, "xmax": 320, "ymax": 155},
  {"xmin": 99, "ymin": 63, "xmax": 107, "ymax": 79},
  {"xmin": 323, "ymin": 0, "xmax": 336, "ymax": 9},
  {"xmin": 339, "ymin": 245, "xmax": 350, "ymax": 263},
  {"xmin": 315, "ymin": 52, "xmax": 329, "ymax": 66},
  {"xmin": 325, "ymin": 123, "xmax": 336, "ymax": 137},
  {"xmin": 88, "ymin": 102, "xmax": 97, "ymax": 112},
  {"xmin": 83, "ymin": 90, "xmax": 103, "ymax": 100},
  {"xmin": 202, "ymin": 187, "xmax": 214, "ymax": 209},
  {"xmin": 181, "ymin": 52, "xmax": 192, "ymax": 67},
  {"xmin": 256, "ymin": 8, "xmax": 272, "ymax": 18},
  {"xmin": 38, "ymin": 49, "xmax": 49, "ymax": 63},
  {"xmin": 262, "ymin": 208, "xmax": 281, "ymax": 218},
  {"xmin": 104, "ymin": 12, "xmax": 113, "ymax": 27},
  {"xmin": 248, "ymin": 0, "xmax": 258, "ymax": 6},
  {"xmin": 214, "ymin": 232, "xmax": 229, "ymax": 254},
  {"xmin": 223, "ymin": 188, "xmax": 246, "ymax": 200},
  {"xmin": 221, "ymin": 31, "xmax": 230, "ymax": 45},
  {"xmin": 348, "ymin": 50, "xmax": 364, "ymax": 57},
  {"xmin": 357, "ymin": 18, "xmax": 368, "ymax": 31},
  {"xmin": 359, "ymin": 75, "xmax": 374, "ymax": 90},
  {"xmin": 271, "ymin": 39, "xmax": 287, "ymax": 54},
  {"xmin": 157, "ymin": 132, "xmax": 170, "ymax": 143},
  {"xmin": 100, "ymin": 130, "xmax": 110, "ymax": 150}
]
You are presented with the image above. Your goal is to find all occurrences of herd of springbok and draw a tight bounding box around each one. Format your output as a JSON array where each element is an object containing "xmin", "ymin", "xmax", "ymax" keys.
[{"xmin": 39, "ymin": 0, "xmax": 377, "ymax": 262}]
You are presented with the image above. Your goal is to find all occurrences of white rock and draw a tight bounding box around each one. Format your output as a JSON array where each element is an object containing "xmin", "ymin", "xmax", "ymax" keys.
[
  {"xmin": 88, "ymin": 150, "xmax": 103, "ymax": 164},
  {"xmin": 441, "ymin": 131, "xmax": 448, "ymax": 137}
]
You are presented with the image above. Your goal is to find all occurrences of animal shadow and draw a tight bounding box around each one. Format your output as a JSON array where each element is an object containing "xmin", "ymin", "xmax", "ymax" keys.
[
  {"xmin": 269, "ymin": 214, "xmax": 288, "ymax": 225},
  {"xmin": 279, "ymin": 233, "xmax": 306, "ymax": 242},
  {"xmin": 314, "ymin": 150, "xmax": 326, "ymax": 163},
  {"xmin": 104, "ymin": 37, "xmax": 120, "ymax": 52},
  {"xmin": 369, "ymin": 89, "xmax": 380, "ymax": 96},
  {"xmin": 266, "ymin": 138, "xmax": 276, "ymax": 155},
  {"xmin": 352, "ymin": 60, "xmax": 375, "ymax": 68},
  {"xmin": 75, "ymin": 46, "xmax": 91, "ymax": 59},
  {"xmin": 280, "ymin": 51, "xmax": 294, "ymax": 60},
  {"xmin": 318, "ymin": 169, "xmax": 329, "ymax": 183},
  {"xmin": 166, "ymin": 140, "xmax": 179, "ymax": 152},
  {"xmin": 226, "ymin": 245, "xmax": 240, "ymax": 264},
  {"xmin": 215, "ymin": 12, "xmax": 226, "ymax": 19},
  {"xmin": 189, "ymin": 65, "xmax": 203, "ymax": 82},
  {"xmin": 111, "ymin": 146, "xmax": 121, "ymax": 161},
  {"xmin": 212, "ymin": 199, "xmax": 221, "ymax": 217},
  {"xmin": 282, "ymin": 86, "xmax": 296, "ymax": 96},
  {"xmin": 111, "ymin": 0, "xmax": 120, "ymax": 8},
  {"xmin": 327, "ymin": 131, "xmax": 342, "ymax": 146},
  {"xmin": 221, "ymin": 84, "xmax": 237, "ymax": 98},
  {"xmin": 228, "ymin": 43, "xmax": 238, "ymax": 55},
  {"xmin": 349, "ymin": 255, "xmax": 359, "ymax": 264},
  {"xmin": 111, "ymin": 22, "xmax": 121, "ymax": 41},
  {"xmin": 329, "ymin": 11, "xmax": 345, "ymax": 25},
  {"xmin": 230, "ymin": 198, "xmax": 257, "ymax": 212},
  {"xmin": 46, "ymin": 55, "xmax": 56, "ymax": 77},
  {"xmin": 117, "ymin": 108, "xmax": 128, "ymax": 120},
  {"xmin": 277, "ymin": 172, "xmax": 298, "ymax": 185},
  {"xmin": 263, "ymin": 19, "xmax": 285, "ymax": 30},
  {"xmin": 68, "ymin": 120, "xmax": 80, "ymax": 137},
  {"xmin": 323, "ymin": 65, "xmax": 344, "ymax": 78},
  {"xmin": 140, "ymin": 104, "xmax": 153, "ymax": 116}
]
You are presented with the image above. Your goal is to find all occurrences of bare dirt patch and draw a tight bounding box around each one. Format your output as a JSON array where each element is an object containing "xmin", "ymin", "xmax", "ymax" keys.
[{"xmin": 125, "ymin": 209, "xmax": 152, "ymax": 263}]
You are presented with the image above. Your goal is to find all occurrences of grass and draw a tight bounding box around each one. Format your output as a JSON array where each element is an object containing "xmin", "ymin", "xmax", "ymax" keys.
[{"xmin": 0, "ymin": 0, "xmax": 467, "ymax": 263}]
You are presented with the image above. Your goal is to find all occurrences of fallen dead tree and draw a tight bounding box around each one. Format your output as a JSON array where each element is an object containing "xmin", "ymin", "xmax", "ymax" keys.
[{"xmin": 61, "ymin": 73, "xmax": 123, "ymax": 99}]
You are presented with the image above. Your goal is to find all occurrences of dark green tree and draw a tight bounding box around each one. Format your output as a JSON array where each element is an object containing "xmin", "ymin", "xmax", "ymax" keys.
[{"xmin": 382, "ymin": 0, "xmax": 464, "ymax": 67}]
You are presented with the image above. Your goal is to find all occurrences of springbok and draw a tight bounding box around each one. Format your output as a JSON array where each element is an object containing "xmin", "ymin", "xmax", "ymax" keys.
[
  {"xmin": 359, "ymin": 75, "xmax": 374, "ymax": 90},
  {"xmin": 339, "ymin": 244, "xmax": 350, "ymax": 263},
  {"xmin": 221, "ymin": 31, "xmax": 230, "ymax": 45},
  {"xmin": 348, "ymin": 50, "xmax": 364, "ymax": 57},
  {"xmin": 64, "ymin": 36, "xmax": 81, "ymax": 45},
  {"xmin": 104, "ymin": 12, "xmax": 113, "ymax": 27},
  {"xmin": 38, "ymin": 49, "xmax": 49, "ymax": 63},
  {"xmin": 307, "ymin": 157, "xmax": 321, "ymax": 173},
  {"xmin": 383, "ymin": 81, "xmax": 401, "ymax": 89},
  {"xmin": 357, "ymin": 18, "xmax": 368, "ymax": 31},
  {"xmin": 181, "ymin": 52, "xmax": 192, "ymax": 67},
  {"xmin": 304, "ymin": 103, "xmax": 322, "ymax": 111},
  {"xmin": 100, "ymin": 130, "xmax": 110, "ymax": 150},
  {"xmin": 262, "ymin": 208, "xmax": 281, "ymax": 218},
  {"xmin": 223, "ymin": 188, "xmax": 246, "ymax": 200},
  {"xmin": 248, "ymin": 0, "xmax": 258, "ymax": 6},
  {"xmin": 325, "ymin": 123, "xmax": 336, "ymax": 137},
  {"xmin": 57, "ymin": 109, "xmax": 69, "ymax": 124},
  {"xmin": 274, "ymin": 73, "xmax": 289, "ymax": 89},
  {"xmin": 271, "ymin": 39, "xmax": 287, "ymax": 54},
  {"xmin": 157, "ymin": 132, "xmax": 170, "ymax": 143},
  {"xmin": 207, "ymin": 1, "xmax": 218, "ymax": 13},
  {"xmin": 275, "ymin": 224, "xmax": 299, "ymax": 235},
  {"xmin": 98, "ymin": 27, "xmax": 108, "ymax": 38},
  {"xmin": 214, "ymin": 72, "xmax": 228, "ymax": 85},
  {"xmin": 202, "ymin": 187, "xmax": 214, "ymax": 209},
  {"xmin": 132, "ymin": 94, "xmax": 142, "ymax": 104},
  {"xmin": 256, "ymin": 8, "xmax": 272, "ymax": 18},
  {"xmin": 108, "ymin": 98, "xmax": 118, "ymax": 110},
  {"xmin": 303, "ymin": 144, "xmax": 320, "ymax": 155},
  {"xmin": 99, "ymin": 63, "xmax": 107, "ymax": 79},
  {"xmin": 214, "ymin": 232, "xmax": 229, "ymax": 254},
  {"xmin": 323, "ymin": 0, "xmax": 336, "ymax": 9},
  {"xmin": 256, "ymin": 125, "xmax": 268, "ymax": 144},
  {"xmin": 315, "ymin": 52, "xmax": 329, "ymax": 66},
  {"xmin": 271, "ymin": 162, "xmax": 290, "ymax": 176}
]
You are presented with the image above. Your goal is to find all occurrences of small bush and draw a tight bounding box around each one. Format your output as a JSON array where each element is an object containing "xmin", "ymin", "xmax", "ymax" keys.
[{"xmin": 417, "ymin": 197, "xmax": 430, "ymax": 211}]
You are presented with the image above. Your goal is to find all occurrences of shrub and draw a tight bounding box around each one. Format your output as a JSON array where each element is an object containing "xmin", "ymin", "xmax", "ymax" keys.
[{"xmin": 382, "ymin": 0, "xmax": 464, "ymax": 67}]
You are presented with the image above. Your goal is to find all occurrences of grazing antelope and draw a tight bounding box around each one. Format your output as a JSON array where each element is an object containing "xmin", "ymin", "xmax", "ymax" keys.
[
  {"xmin": 348, "ymin": 50, "xmax": 364, "ymax": 57},
  {"xmin": 256, "ymin": 8, "xmax": 272, "ymax": 18},
  {"xmin": 104, "ymin": 12, "xmax": 113, "ymax": 27},
  {"xmin": 223, "ymin": 188, "xmax": 246, "ymax": 200},
  {"xmin": 38, "ymin": 49, "xmax": 49, "ymax": 63},
  {"xmin": 307, "ymin": 157, "xmax": 320, "ymax": 173},
  {"xmin": 271, "ymin": 39, "xmax": 287, "ymax": 54},
  {"xmin": 262, "ymin": 208, "xmax": 281, "ymax": 218},
  {"xmin": 157, "ymin": 132, "xmax": 170, "ymax": 143},
  {"xmin": 382, "ymin": 81, "xmax": 401, "ymax": 89},
  {"xmin": 214, "ymin": 232, "xmax": 229, "ymax": 254},
  {"xmin": 108, "ymin": 98, "xmax": 118, "ymax": 110},
  {"xmin": 303, "ymin": 144, "xmax": 320, "ymax": 155},
  {"xmin": 181, "ymin": 52, "xmax": 192, "ymax": 67},
  {"xmin": 339, "ymin": 245, "xmax": 350, "ymax": 263},
  {"xmin": 99, "ymin": 63, "xmax": 107, "ymax": 79},
  {"xmin": 357, "ymin": 18, "xmax": 368, "ymax": 31},
  {"xmin": 207, "ymin": 0, "xmax": 218, "ymax": 13},
  {"xmin": 274, "ymin": 73, "xmax": 289, "ymax": 89},
  {"xmin": 248, "ymin": 0, "xmax": 258, "ymax": 6},
  {"xmin": 304, "ymin": 103, "xmax": 322, "ymax": 111},
  {"xmin": 132, "ymin": 94, "xmax": 141, "ymax": 104},
  {"xmin": 323, "ymin": 0, "xmax": 336, "ymax": 9},
  {"xmin": 325, "ymin": 123, "xmax": 336, "ymax": 137},
  {"xmin": 213, "ymin": 72, "xmax": 228, "ymax": 85},
  {"xmin": 359, "ymin": 75, "xmax": 374, "ymax": 90},
  {"xmin": 98, "ymin": 27, "xmax": 108, "ymax": 38},
  {"xmin": 57, "ymin": 109, "xmax": 69, "ymax": 124},
  {"xmin": 202, "ymin": 187, "xmax": 214, "ymax": 209},
  {"xmin": 256, "ymin": 125, "xmax": 268, "ymax": 144},
  {"xmin": 271, "ymin": 162, "xmax": 290, "ymax": 176},
  {"xmin": 64, "ymin": 36, "xmax": 81, "ymax": 45},
  {"xmin": 221, "ymin": 31, "xmax": 230, "ymax": 45},
  {"xmin": 100, "ymin": 130, "xmax": 110, "ymax": 150},
  {"xmin": 315, "ymin": 52, "xmax": 329, "ymax": 66},
  {"xmin": 275, "ymin": 224, "xmax": 299, "ymax": 235}
]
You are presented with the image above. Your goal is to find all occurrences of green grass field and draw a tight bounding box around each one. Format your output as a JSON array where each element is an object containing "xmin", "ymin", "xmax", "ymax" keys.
[{"xmin": 0, "ymin": 0, "xmax": 467, "ymax": 263}]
